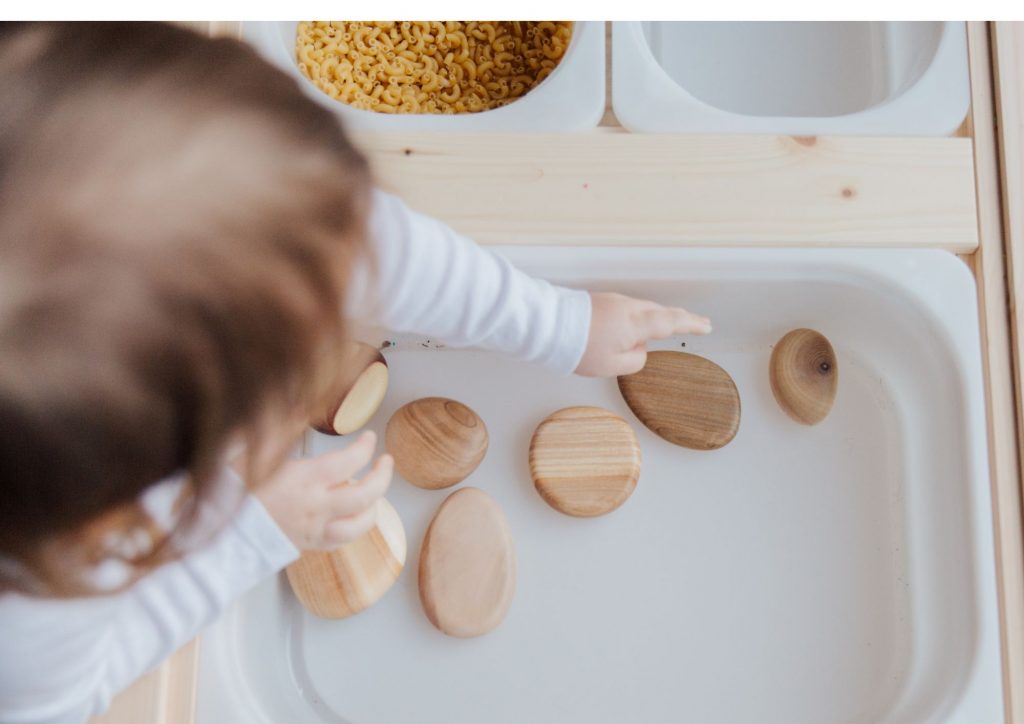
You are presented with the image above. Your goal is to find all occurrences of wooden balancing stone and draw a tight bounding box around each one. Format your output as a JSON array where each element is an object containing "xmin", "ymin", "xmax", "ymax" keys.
[
  {"xmin": 286, "ymin": 499, "xmax": 406, "ymax": 619},
  {"xmin": 418, "ymin": 487, "xmax": 516, "ymax": 638},
  {"xmin": 618, "ymin": 350, "xmax": 741, "ymax": 450},
  {"xmin": 385, "ymin": 397, "xmax": 488, "ymax": 490},
  {"xmin": 769, "ymin": 328, "xmax": 838, "ymax": 425},
  {"xmin": 528, "ymin": 406, "xmax": 641, "ymax": 517},
  {"xmin": 313, "ymin": 342, "xmax": 389, "ymax": 436}
]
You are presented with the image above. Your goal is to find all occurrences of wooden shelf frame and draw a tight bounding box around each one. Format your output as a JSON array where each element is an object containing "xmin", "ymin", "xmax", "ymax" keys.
[
  {"xmin": 94, "ymin": 21, "xmax": 1024, "ymax": 724},
  {"xmin": 966, "ymin": 22, "xmax": 1024, "ymax": 724}
]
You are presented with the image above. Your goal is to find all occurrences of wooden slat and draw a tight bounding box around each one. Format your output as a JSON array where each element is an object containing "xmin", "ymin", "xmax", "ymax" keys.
[
  {"xmin": 356, "ymin": 132, "xmax": 978, "ymax": 250},
  {"xmin": 599, "ymin": 21, "xmax": 620, "ymax": 128},
  {"xmin": 89, "ymin": 639, "xmax": 199, "ymax": 724},
  {"xmin": 967, "ymin": 22, "xmax": 1024, "ymax": 723},
  {"xmin": 994, "ymin": 22, "xmax": 1024, "ymax": 498},
  {"xmin": 162, "ymin": 639, "xmax": 200, "ymax": 724},
  {"xmin": 88, "ymin": 667, "xmax": 163, "ymax": 724}
]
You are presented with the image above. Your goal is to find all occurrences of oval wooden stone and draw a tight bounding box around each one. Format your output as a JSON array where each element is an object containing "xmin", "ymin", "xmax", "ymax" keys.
[
  {"xmin": 769, "ymin": 328, "xmax": 838, "ymax": 425},
  {"xmin": 286, "ymin": 498, "xmax": 406, "ymax": 619},
  {"xmin": 385, "ymin": 397, "xmax": 488, "ymax": 490},
  {"xmin": 529, "ymin": 406, "xmax": 641, "ymax": 517},
  {"xmin": 418, "ymin": 487, "xmax": 516, "ymax": 638},
  {"xmin": 618, "ymin": 350, "xmax": 741, "ymax": 450}
]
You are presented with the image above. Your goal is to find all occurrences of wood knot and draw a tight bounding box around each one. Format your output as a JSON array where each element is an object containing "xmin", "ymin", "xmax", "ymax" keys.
[
  {"xmin": 792, "ymin": 136, "xmax": 818, "ymax": 147},
  {"xmin": 841, "ymin": 187, "xmax": 856, "ymax": 199},
  {"xmin": 403, "ymin": 148, "xmax": 413, "ymax": 156}
]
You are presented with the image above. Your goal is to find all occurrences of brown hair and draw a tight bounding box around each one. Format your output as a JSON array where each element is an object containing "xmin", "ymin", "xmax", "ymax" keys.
[{"xmin": 0, "ymin": 22, "xmax": 371, "ymax": 594}]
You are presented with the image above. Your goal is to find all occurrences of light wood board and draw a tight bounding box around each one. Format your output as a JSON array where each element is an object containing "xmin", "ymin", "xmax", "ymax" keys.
[
  {"xmin": 355, "ymin": 132, "xmax": 979, "ymax": 250},
  {"xmin": 967, "ymin": 21, "xmax": 1024, "ymax": 724}
]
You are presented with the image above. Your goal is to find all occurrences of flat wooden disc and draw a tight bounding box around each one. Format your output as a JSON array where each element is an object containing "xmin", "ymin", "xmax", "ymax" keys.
[
  {"xmin": 385, "ymin": 397, "xmax": 488, "ymax": 490},
  {"xmin": 418, "ymin": 487, "xmax": 516, "ymax": 638},
  {"xmin": 313, "ymin": 342, "xmax": 389, "ymax": 436},
  {"xmin": 286, "ymin": 499, "xmax": 406, "ymax": 619},
  {"xmin": 327, "ymin": 357, "xmax": 388, "ymax": 435},
  {"xmin": 769, "ymin": 328, "xmax": 838, "ymax": 425},
  {"xmin": 618, "ymin": 351, "xmax": 741, "ymax": 450},
  {"xmin": 528, "ymin": 406, "xmax": 641, "ymax": 517}
]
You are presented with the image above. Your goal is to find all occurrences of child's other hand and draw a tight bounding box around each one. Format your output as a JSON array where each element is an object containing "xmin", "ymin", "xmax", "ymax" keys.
[
  {"xmin": 575, "ymin": 292, "xmax": 712, "ymax": 377},
  {"xmin": 256, "ymin": 431, "xmax": 392, "ymax": 550}
]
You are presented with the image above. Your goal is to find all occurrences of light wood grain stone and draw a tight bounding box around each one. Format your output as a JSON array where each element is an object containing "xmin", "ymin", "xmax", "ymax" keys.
[
  {"xmin": 286, "ymin": 499, "xmax": 406, "ymax": 619},
  {"xmin": 385, "ymin": 397, "xmax": 488, "ymax": 489},
  {"xmin": 529, "ymin": 406, "xmax": 641, "ymax": 517},
  {"xmin": 418, "ymin": 488, "xmax": 515, "ymax": 638}
]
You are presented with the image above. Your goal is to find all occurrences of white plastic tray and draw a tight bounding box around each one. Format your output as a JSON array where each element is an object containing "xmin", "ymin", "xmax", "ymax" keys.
[
  {"xmin": 613, "ymin": 22, "xmax": 970, "ymax": 136},
  {"xmin": 240, "ymin": 22, "xmax": 605, "ymax": 132},
  {"xmin": 197, "ymin": 248, "xmax": 1001, "ymax": 724}
]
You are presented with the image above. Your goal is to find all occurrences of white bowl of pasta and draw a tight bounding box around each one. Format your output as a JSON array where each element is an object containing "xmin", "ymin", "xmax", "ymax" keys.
[{"xmin": 241, "ymin": 21, "xmax": 605, "ymax": 132}]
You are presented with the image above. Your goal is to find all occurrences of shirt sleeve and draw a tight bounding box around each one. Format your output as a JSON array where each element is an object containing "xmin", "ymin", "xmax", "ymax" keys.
[
  {"xmin": 0, "ymin": 492, "xmax": 297, "ymax": 724},
  {"xmin": 346, "ymin": 189, "xmax": 592, "ymax": 375}
]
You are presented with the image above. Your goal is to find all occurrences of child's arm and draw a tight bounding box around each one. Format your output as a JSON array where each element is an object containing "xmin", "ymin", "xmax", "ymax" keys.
[
  {"xmin": 0, "ymin": 434, "xmax": 387, "ymax": 724},
  {"xmin": 0, "ymin": 492, "xmax": 292, "ymax": 723},
  {"xmin": 347, "ymin": 191, "xmax": 711, "ymax": 377}
]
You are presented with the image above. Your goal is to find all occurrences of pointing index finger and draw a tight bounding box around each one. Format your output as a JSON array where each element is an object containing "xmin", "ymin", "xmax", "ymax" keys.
[{"xmin": 639, "ymin": 306, "xmax": 712, "ymax": 340}]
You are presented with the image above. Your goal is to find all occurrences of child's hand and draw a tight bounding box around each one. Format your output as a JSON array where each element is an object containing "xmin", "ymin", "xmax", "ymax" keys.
[
  {"xmin": 575, "ymin": 292, "xmax": 712, "ymax": 377},
  {"xmin": 256, "ymin": 431, "xmax": 393, "ymax": 550}
]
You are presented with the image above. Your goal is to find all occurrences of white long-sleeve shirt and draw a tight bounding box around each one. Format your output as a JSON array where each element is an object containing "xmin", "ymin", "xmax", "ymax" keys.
[{"xmin": 0, "ymin": 191, "xmax": 592, "ymax": 724}]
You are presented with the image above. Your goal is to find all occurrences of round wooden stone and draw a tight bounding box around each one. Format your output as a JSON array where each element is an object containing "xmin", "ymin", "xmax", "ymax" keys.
[
  {"xmin": 418, "ymin": 487, "xmax": 516, "ymax": 638},
  {"xmin": 385, "ymin": 397, "xmax": 489, "ymax": 490},
  {"xmin": 769, "ymin": 328, "xmax": 838, "ymax": 425},
  {"xmin": 528, "ymin": 406, "xmax": 641, "ymax": 517},
  {"xmin": 286, "ymin": 498, "xmax": 406, "ymax": 619},
  {"xmin": 618, "ymin": 350, "xmax": 741, "ymax": 450}
]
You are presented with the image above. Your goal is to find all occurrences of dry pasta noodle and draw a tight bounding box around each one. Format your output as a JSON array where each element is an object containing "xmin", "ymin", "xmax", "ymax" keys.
[{"xmin": 295, "ymin": 21, "xmax": 573, "ymax": 114}]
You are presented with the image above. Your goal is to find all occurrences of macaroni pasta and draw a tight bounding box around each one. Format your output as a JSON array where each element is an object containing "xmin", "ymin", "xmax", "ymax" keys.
[{"xmin": 295, "ymin": 21, "xmax": 573, "ymax": 114}]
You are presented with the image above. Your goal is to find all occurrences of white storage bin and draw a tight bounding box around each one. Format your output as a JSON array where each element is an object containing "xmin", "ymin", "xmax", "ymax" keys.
[
  {"xmin": 241, "ymin": 21, "xmax": 605, "ymax": 132},
  {"xmin": 196, "ymin": 248, "xmax": 1001, "ymax": 724},
  {"xmin": 613, "ymin": 22, "xmax": 969, "ymax": 136}
]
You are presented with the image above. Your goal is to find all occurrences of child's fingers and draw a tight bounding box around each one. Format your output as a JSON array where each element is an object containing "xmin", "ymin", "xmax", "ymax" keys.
[
  {"xmin": 637, "ymin": 306, "xmax": 712, "ymax": 341},
  {"xmin": 326, "ymin": 454, "xmax": 393, "ymax": 518},
  {"xmin": 616, "ymin": 343, "xmax": 648, "ymax": 376},
  {"xmin": 315, "ymin": 430, "xmax": 377, "ymax": 482},
  {"xmin": 322, "ymin": 503, "xmax": 379, "ymax": 546}
]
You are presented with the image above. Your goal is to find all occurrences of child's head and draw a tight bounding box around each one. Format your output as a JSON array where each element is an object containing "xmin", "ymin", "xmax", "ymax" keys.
[{"xmin": 0, "ymin": 22, "xmax": 370, "ymax": 594}]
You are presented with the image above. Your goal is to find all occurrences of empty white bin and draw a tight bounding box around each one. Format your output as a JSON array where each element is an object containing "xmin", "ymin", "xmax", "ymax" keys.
[{"xmin": 613, "ymin": 22, "xmax": 969, "ymax": 136}]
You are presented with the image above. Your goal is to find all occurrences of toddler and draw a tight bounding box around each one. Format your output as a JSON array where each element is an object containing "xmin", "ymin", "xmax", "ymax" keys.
[{"xmin": 0, "ymin": 22, "xmax": 710, "ymax": 723}]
